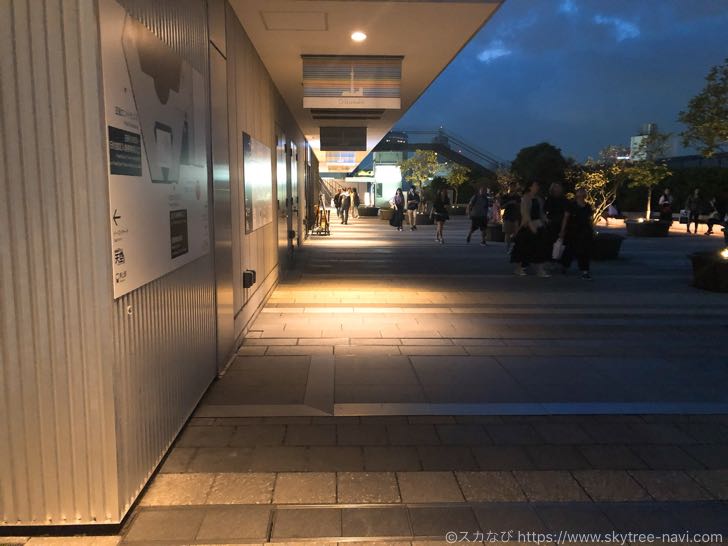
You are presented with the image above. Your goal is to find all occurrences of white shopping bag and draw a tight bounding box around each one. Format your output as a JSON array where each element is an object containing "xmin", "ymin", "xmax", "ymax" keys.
[{"xmin": 552, "ymin": 238, "xmax": 565, "ymax": 260}]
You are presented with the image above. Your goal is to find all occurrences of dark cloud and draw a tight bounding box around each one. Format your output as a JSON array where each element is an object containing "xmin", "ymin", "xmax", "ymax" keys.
[{"xmin": 397, "ymin": 0, "xmax": 728, "ymax": 161}]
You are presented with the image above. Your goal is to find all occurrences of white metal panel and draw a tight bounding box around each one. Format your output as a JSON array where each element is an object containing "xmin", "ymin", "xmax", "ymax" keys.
[{"xmin": 0, "ymin": 0, "xmax": 120, "ymax": 525}]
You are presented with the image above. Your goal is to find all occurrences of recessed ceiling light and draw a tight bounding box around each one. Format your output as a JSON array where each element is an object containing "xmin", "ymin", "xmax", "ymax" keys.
[{"xmin": 351, "ymin": 31, "xmax": 367, "ymax": 42}]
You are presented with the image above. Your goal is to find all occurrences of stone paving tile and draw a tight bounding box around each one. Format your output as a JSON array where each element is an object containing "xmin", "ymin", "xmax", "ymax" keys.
[
  {"xmin": 436, "ymin": 424, "xmax": 491, "ymax": 445},
  {"xmin": 485, "ymin": 424, "xmax": 543, "ymax": 445},
  {"xmin": 600, "ymin": 503, "xmax": 680, "ymax": 533},
  {"xmin": 273, "ymin": 472, "xmax": 336, "ymax": 504},
  {"xmin": 229, "ymin": 425, "xmax": 286, "ymax": 446},
  {"xmin": 268, "ymin": 345, "xmax": 334, "ymax": 355},
  {"xmin": 360, "ymin": 416, "xmax": 410, "ymax": 424},
  {"xmin": 159, "ymin": 447, "xmax": 196, "ymax": 473},
  {"xmin": 628, "ymin": 423, "xmax": 696, "ymax": 444},
  {"xmin": 364, "ymin": 446, "xmax": 422, "ymax": 471},
  {"xmin": 387, "ymin": 425, "xmax": 440, "ymax": 445},
  {"xmin": 631, "ymin": 445, "xmax": 704, "ymax": 470},
  {"xmin": 534, "ymin": 503, "xmax": 614, "ymax": 533},
  {"xmin": 689, "ymin": 469, "xmax": 728, "ymax": 499},
  {"xmin": 308, "ymin": 446, "xmax": 365, "ymax": 471},
  {"xmin": 409, "ymin": 507, "xmax": 480, "ymax": 537},
  {"xmin": 682, "ymin": 444, "xmax": 728, "ymax": 469},
  {"xmin": 337, "ymin": 424, "xmax": 389, "ymax": 445},
  {"xmin": 533, "ymin": 423, "xmax": 592, "ymax": 445},
  {"xmin": 196, "ymin": 506, "xmax": 271, "ymax": 540},
  {"xmin": 341, "ymin": 507, "xmax": 411, "ymax": 537},
  {"xmin": 577, "ymin": 445, "xmax": 647, "ymax": 470},
  {"xmin": 472, "ymin": 446, "xmax": 534, "ymax": 470},
  {"xmin": 571, "ymin": 470, "xmax": 650, "ymax": 501},
  {"xmin": 337, "ymin": 472, "xmax": 401, "ymax": 503},
  {"xmin": 400, "ymin": 346, "xmax": 468, "ymax": 356},
  {"xmin": 513, "ymin": 471, "xmax": 590, "ymax": 502},
  {"xmin": 409, "ymin": 416, "xmax": 457, "ymax": 424},
  {"xmin": 26, "ymin": 539, "xmax": 120, "ymax": 546},
  {"xmin": 124, "ymin": 509, "xmax": 205, "ymax": 542},
  {"xmin": 397, "ymin": 472, "xmax": 464, "ymax": 503},
  {"xmin": 474, "ymin": 503, "xmax": 547, "ymax": 534},
  {"xmin": 272, "ymin": 508, "xmax": 342, "ymax": 539},
  {"xmin": 665, "ymin": 502, "xmax": 728, "ymax": 534},
  {"xmin": 237, "ymin": 345, "xmax": 268, "ymax": 356},
  {"xmin": 206, "ymin": 472, "xmax": 275, "ymax": 504},
  {"xmin": 676, "ymin": 422, "xmax": 728, "ymax": 443},
  {"xmin": 630, "ymin": 470, "xmax": 714, "ymax": 501},
  {"xmin": 139, "ymin": 473, "xmax": 214, "ymax": 505},
  {"xmin": 187, "ymin": 447, "xmax": 254, "ymax": 472},
  {"xmin": 456, "ymin": 471, "xmax": 527, "ymax": 502},
  {"xmin": 525, "ymin": 445, "xmax": 591, "ymax": 470},
  {"xmin": 249, "ymin": 446, "xmax": 308, "ymax": 472},
  {"xmin": 581, "ymin": 423, "xmax": 643, "ymax": 444},
  {"xmin": 417, "ymin": 446, "xmax": 478, "ymax": 471},
  {"xmin": 285, "ymin": 425, "xmax": 337, "ymax": 445},
  {"xmin": 176, "ymin": 425, "xmax": 235, "ymax": 447},
  {"xmin": 336, "ymin": 345, "xmax": 401, "ymax": 356},
  {"xmin": 455, "ymin": 415, "xmax": 505, "ymax": 424}
]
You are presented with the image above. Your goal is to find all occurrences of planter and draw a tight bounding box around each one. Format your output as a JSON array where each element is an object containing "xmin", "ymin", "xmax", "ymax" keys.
[
  {"xmin": 379, "ymin": 209, "xmax": 393, "ymax": 221},
  {"xmin": 358, "ymin": 206, "xmax": 379, "ymax": 217},
  {"xmin": 591, "ymin": 232, "xmax": 625, "ymax": 260},
  {"xmin": 689, "ymin": 251, "xmax": 728, "ymax": 292},
  {"xmin": 447, "ymin": 205, "xmax": 467, "ymax": 216},
  {"xmin": 416, "ymin": 212, "xmax": 434, "ymax": 225},
  {"xmin": 625, "ymin": 219, "xmax": 670, "ymax": 237},
  {"xmin": 485, "ymin": 223, "xmax": 505, "ymax": 242}
]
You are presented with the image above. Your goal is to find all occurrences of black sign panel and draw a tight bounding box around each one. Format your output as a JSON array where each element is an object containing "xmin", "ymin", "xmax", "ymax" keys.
[
  {"xmin": 169, "ymin": 209, "xmax": 189, "ymax": 258},
  {"xmin": 108, "ymin": 126, "xmax": 142, "ymax": 176}
]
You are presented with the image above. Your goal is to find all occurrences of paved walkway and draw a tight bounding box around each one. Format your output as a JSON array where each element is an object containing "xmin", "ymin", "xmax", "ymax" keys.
[{"xmin": 15, "ymin": 217, "xmax": 726, "ymax": 545}]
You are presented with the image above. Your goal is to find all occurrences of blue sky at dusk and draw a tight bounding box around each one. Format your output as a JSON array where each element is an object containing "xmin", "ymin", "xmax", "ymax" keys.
[{"xmin": 395, "ymin": 0, "xmax": 728, "ymax": 162}]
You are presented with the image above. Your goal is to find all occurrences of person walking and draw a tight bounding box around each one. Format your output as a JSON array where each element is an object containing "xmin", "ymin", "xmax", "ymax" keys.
[
  {"xmin": 350, "ymin": 188, "xmax": 360, "ymax": 219},
  {"xmin": 432, "ymin": 188, "xmax": 450, "ymax": 244},
  {"xmin": 390, "ymin": 188, "xmax": 405, "ymax": 231},
  {"xmin": 340, "ymin": 188, "xmax": 351, "ymax": 225},
  {"xmin": 544, "ymin": 182, "xmax": 568, "ymax": 261},
  {"xmin": 466, "ymin": 186, "xmax": 489, "ymax": 246},
  {"xmin": 685, "ymin": 188, "xmax": 703, "ymax": 234},
  {"xmin": 658, "ymin": 188, "xmax": 673, "ymax": 223},
  {"xmin": 333, "ymin": 189, "xmax": 342, "ymax": 218},
  {"xmin": 406, "ymin": 186, "xmax": 420, "ymax": 230},
  {"xmin": 510, "ymin": 181, "xmax": 550, "ymax": 277},
  {"xmin": 501, "ymin": 192, "xmax": 521, "ymax": 254},
  {"xmin": 559, "ymin": 188, "xmax": 594, "ymax": 280}
]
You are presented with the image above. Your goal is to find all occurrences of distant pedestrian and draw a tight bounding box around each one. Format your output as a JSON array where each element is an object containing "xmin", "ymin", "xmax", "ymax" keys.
[
  {"xmin": 351, "ymin": 188, "xmax": 360, "ymax": 219},
  {"xmin": 340, "ymin": 189, "xmax": 351, "ymax": 225},
  {"xmin": 658, "ymin": 188, "xmax": 673, "ymax": 223},
  {"xmin": 432, "ymin": 188, "xmax": 450, "ymax": 244},
  {"xmin": 685, "ymin": 189, "xmax": 704, "ymax": 234},
  {"xmin": 559, "ymin": 188, "xmax": 594, "ymax": 280},
  {"xmin": 704, "ymin": 197, "xmax": 721, "ymax": 235},
  {"xmin": 501, "ymin": 192, "xmax": 521, "ymax": 254},
  {"xmin": 333, "ymin": 189, "xmax": 342, "ymax": 218},
  {"xmin": 406, "ymin": 186, "xmax": 420, "ymax": 230},
  {"xmin": 390, "ymin": 188, "xmax": 405, "ymax": 231},
  {"xmin": 545, "ymin": 182, "xmax": 568, "ymax": 258},
  {"xmin": 511, "ymin": 181, "xmax": 550, "ymax": 277},
  {"xmin": 466, "ymin": 186, "xmax": 489, "ymax": 246}
]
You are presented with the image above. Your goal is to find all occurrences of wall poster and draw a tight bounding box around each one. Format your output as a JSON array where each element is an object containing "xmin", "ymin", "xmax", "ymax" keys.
[
  {"xmin": 99, "ymin": 0, "xmax": 210, "ymax": 298},
  {"xmin": 243, "ymin": 132, "xmax": 274, "ymax": 233}
]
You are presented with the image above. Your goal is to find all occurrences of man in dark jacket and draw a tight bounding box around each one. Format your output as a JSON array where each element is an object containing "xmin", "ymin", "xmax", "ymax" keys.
[{"xmin": 466, "ymin": 186, "xmax": 489, "ymax": 245}]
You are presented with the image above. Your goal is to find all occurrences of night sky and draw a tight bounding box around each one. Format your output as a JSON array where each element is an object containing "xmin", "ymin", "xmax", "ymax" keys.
[{"xmin": 396, "ymin": 0, "xmax": 728, "ymax": 162}]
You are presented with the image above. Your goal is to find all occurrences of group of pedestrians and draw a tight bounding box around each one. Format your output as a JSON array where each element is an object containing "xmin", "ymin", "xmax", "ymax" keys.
[
  {"xmin": 658, "ymin": 188, "xmax": 727, "ymax": 235},
  {"xmin": 333, "ymin": 187, "xmax": 360, "ymax": 225}
]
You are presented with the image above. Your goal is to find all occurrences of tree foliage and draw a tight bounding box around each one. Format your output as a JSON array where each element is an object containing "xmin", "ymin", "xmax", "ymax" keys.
[
  {"xmin": 678, "ymin": 58, "xmax": 728, "ymax": 157},
  {"xmin": 495, "ymin": 166, "xmax": 521, "ymax": 195},
  {"xmin": 626, "ymin": 132, "xmax": 673, "ymax": 218},
  {"xmin": 399, "ymin": 150, "xmax": 440, "ymax": 189},
  {"xmin": 446, "ymin": 163, "xmax": 471, "ymax": 204},
  {"xmin": 510, "ymin": 142, "xmax": 568, "ymax": 188}
]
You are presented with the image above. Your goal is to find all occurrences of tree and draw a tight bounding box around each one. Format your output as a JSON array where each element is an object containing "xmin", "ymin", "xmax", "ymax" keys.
[
  {"xmin": 627, "ymin": 132, "xmax": 672, "ymax": 219},
  {"xmin": 567, "ymin": 146, "xmax": 629, "ymax": 225},
  {"xmin": 446, "ymin": 163, "xmax": 471, "ymax": 204},
  {"xmin": 678, "ymin": 58, "xmax": 728, "ymax": 157},
  {"xmin": 399, "ymin": 150, "xmax": 440, "ymax": 191},
  {"xmin": 510, "ymin": 142, "xmax": 568, "ymax": 188},
  {"xmin": 494, "ymin": 166, "xmax": 521, "ymax": 195}
]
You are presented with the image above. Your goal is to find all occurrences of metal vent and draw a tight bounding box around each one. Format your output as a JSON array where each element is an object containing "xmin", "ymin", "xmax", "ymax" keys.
[
  {"xmin": 320, "ymin": 127, "xmax": 367, "ymax": 151},
  {"xmin": 311, "ymin": 108, "xmax": 384, "ymax": 120}
]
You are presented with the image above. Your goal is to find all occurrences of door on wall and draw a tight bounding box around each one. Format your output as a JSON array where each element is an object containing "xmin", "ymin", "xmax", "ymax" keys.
[
  {"xmin": 276, "ymin": 130, "xmax": 291, "ymax": 265},
  {"xmin": 290, "ymin": 141, "xmax": 298, "ymax": 247}
]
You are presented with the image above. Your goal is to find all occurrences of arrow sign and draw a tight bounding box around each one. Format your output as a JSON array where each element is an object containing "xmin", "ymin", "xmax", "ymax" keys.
[{"xmin": 112, "ymin": 209, "xmax": 121, "ymax": 226}]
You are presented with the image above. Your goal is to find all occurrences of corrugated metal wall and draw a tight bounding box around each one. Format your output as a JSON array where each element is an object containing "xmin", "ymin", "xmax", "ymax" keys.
[
  {"xmin": 107, "ymin": 0, "xmax": 218, "ymax": 517},
  {"xmin": 0, "ymin": 0, "xmax": 120, "ymax": 525}
]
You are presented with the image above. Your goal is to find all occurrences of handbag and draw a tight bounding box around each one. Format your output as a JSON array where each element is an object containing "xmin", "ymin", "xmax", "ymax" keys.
[
  {"xmin": 552, "ymin": 238, "xmax": 565, "ymax": 260},
  {"xmin": 678, "ymin": 209, "xmax": 689, "ymax": 224}
]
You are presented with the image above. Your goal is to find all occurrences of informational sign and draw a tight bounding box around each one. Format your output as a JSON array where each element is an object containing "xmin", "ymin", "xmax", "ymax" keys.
[
  {"xmin": 302, "ymin": 56, "xmax": 402, "ymax": 110},
  {"xmin": 243, "ymin": 133, "xmax": 273, "ymax": 233},
  {"xmin": 99, "ymin": 0, "xmax": 210, "ymax": 298}
]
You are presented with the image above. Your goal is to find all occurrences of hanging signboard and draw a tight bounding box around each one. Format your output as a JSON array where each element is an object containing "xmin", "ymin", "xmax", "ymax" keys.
[
  {"xmin": 302, "ymin": 55, "xmax": 402, "ymax": 110},
  {"xmin": 99, "ymin": 0, "xmax": 210, "ymax": 298}
]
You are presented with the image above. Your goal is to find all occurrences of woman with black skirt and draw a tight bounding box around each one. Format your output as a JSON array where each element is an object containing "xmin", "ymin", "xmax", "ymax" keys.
[
  {"xmin": 432, "ymin": 188, "xmax": 450, "ymax": 244},
  {"xmin": 390, "ymin": 188, "xmax": 405, "ymax": 231},
  {"xmin": 510, "ymin": 181, "xmax": 550, "ymax": 277},
  {"xmin": 559, "ymin": 188, "xmax": 594, "ymax": 279}
]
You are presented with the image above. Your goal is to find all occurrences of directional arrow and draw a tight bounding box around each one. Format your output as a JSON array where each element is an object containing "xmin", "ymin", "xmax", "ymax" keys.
[{"xmin": 112, "ymin": 209, "xmax": 121, "ymax": 226}]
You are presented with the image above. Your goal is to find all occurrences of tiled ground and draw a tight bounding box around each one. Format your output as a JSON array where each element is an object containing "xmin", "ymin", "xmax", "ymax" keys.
[{"xmin": 16, "ymin": 218, "xmax": 727, "ymax": 544}]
